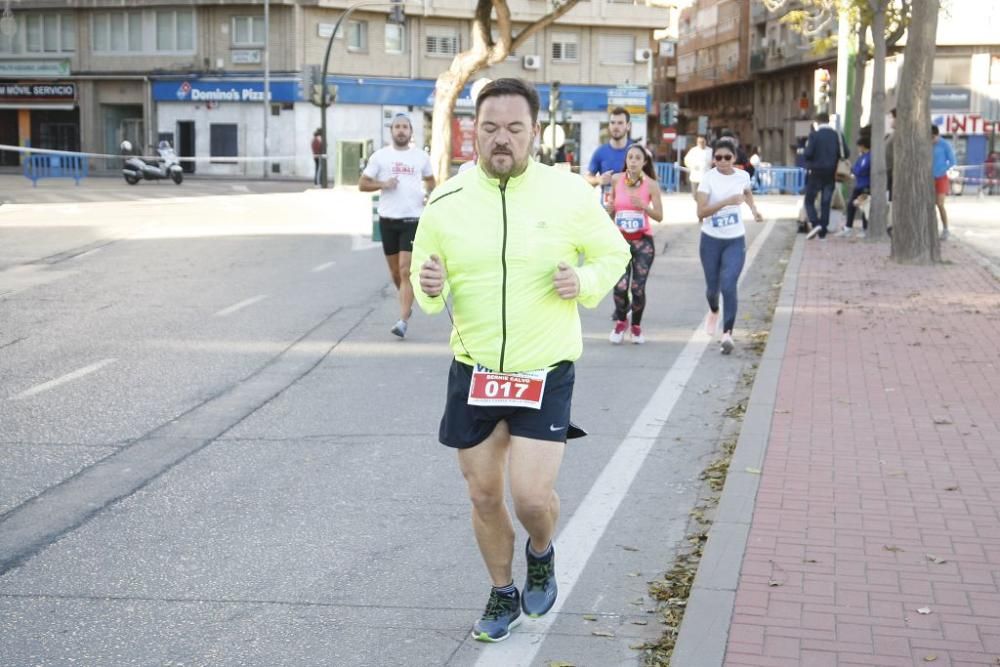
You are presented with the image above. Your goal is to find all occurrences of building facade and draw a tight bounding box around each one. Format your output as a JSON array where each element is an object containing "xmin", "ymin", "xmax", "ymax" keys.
[{"xmin": 0, "ymin": 0, "xmax": 671, "ymax": 178}]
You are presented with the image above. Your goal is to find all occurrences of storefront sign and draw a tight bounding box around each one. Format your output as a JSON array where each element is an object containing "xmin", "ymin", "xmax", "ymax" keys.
[
  {"xmin": 607, "ymin": 85, "xmax": 648, "ymax": 115},
  {"xmin": 231, "ymin": 50, "xmax": 262, "ymax": 64},
  {"xmin": 152, "ymin": 79, "xmax": 299, "ymax": 103},
  {"xmin": 0, "ymin": 81, "xmax": 76, "ymax": 102},
  {"xmin": 0, "ymin": 60, "xmax": 71, "ymax": 77},
  {"xmin": 931, "ymin": 113, "xmax": 999, "ymax": 136},
  {"xmin": 930, "ymin": 86, "xmax": 971, "ymax": 112}
]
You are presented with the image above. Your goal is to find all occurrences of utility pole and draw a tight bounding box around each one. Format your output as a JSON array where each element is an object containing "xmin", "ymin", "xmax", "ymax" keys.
[{"xmin": 263, "ymin": 0, "xmax": 270, "ymax": 178}]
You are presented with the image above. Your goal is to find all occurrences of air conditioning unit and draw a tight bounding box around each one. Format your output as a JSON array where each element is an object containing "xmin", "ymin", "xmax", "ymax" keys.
[
  {"xmin": 635, "ymin": 48, "xmax": 653, "ymax": 63},
  {"xmin": 522, "ymin": 54, "xmax": 541, "ymax": 70}
]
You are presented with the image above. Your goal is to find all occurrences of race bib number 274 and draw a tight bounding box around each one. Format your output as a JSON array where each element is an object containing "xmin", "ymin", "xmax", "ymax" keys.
[{"xmin": 468, "ymin": 365, "xmax": 547, "ymax": 409}]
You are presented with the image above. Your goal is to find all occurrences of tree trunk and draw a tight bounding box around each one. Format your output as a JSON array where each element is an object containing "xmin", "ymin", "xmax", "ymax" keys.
[
  {"xmin": 430, "ymin": 66, "xmax": 481, "ymax": 185},
  {"xmin": 891, "ymin": 0, "xmax": 939, "ymax": 264},
  {"xmin": 866, "ymin": 1, "xmax": 888, "ymax": 241},
  {"xmin": 848, "ymin": 19, "xmax": 868, "ymax": 152}
]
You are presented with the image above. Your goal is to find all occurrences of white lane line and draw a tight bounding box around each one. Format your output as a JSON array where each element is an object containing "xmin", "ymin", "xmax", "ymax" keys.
[
  {"xmin": 10, "ymin": 358, "xmax": 117, "ymax": 401},
  {"xmin": 74, "ymin": 247, "xmax": 103, "ymax": 260},
  {"xmin": 214, "ymin": 294, "xmax": 267, "ymax": 317},
  {"xmin": 475, "ymin": 220, "xmax": 776, "ymax": 666},
  {"xmin": 311, "ymin": 261, "xmax": 337, "ymax": 273}
]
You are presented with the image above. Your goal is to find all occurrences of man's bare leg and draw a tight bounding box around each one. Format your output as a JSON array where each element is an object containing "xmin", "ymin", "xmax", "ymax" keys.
[
  {"xmin": 398, "ymin": 251, "xmax": 414, "ymax": 321},
  {"xmin": 457, "ymin": 422, "xmax": 515, "ymax": 587},
  {"xmin": 384, "ymin": 253, "xmax": 401, "ymax": 289},
  {"xmin": 508, "ymin": 436, "xmax": 564, "ymax": 552}
]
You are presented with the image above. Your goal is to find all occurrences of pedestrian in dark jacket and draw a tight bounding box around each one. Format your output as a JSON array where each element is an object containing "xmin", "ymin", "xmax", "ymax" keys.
[
  {"xmin": 803, "ymin": 112, "xmax": 848, "ymax": 239},
  {"xmin": 839, "ymin": 135, "xmax": 871, "ymax": 237}
]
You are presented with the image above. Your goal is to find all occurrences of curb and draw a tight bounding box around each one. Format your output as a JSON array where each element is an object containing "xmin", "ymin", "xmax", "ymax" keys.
[{"xmin": 670, "ymin": 233, "xmax": 806, "ymax": 666}]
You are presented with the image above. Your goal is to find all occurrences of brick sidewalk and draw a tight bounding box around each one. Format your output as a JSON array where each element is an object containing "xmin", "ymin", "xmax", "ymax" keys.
[{"xmin": 725, "ymin": 239, "xmax": 1000, "ymax": 666}]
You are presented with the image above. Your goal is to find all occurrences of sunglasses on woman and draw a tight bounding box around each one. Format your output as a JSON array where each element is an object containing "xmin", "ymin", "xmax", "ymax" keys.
[{"xmin": 714, "ymin": 154, "xmax": 734, "ymax": 161}]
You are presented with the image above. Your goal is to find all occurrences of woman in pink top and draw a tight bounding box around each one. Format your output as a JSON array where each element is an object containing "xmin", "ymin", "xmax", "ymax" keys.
[{"xmin": 606, "ymin": 145, "xmax": 663, "ymax": 344}]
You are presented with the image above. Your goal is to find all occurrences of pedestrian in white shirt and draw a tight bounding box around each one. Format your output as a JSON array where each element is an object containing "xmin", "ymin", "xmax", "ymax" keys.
[
  {"xmin": 359, "ymin": 114, "xmax": 436, "ymax": 338},
  {"xmin": 684, "ymin": 136, "xmax": 712, "ymax": 199}
]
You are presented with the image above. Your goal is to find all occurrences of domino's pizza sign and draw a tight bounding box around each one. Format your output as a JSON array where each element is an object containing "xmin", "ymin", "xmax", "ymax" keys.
[
  {"xmin": 152, "ymin": 79, "xmax": 300, "ymax": 104},
  {"xmin": 176, "ymin": 81, "xmax": 192, "ymax": 100}
]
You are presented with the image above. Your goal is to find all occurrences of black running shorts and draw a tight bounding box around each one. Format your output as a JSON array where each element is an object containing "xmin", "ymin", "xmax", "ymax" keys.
[
  {"xmin": 438, "ymin": 359, "xmax": 586, "ymax": 449},
  {"xmin": 379, "ymin": 217, "xmax": 419, "ymax": 256}
]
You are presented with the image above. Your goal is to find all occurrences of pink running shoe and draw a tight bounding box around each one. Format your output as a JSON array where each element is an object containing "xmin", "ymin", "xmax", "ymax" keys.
[
  {"xmin": 609, "ymin": 320, "xmax": 627, "ymax": 344},
  {"xmin": 631, "ymin": 325, "xmax": 645, "ymax": 344}
]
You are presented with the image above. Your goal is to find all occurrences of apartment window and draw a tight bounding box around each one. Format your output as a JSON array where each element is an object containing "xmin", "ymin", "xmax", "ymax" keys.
[
  {"xmin": 385, "ymin": 22, "xmax": 405, "ymax": 54},
  {"xmin": 599, "ymin": 34, "xmax": 634, "ymax": 65},
  {"xmin": 426, "ymin": 26, "xmax": 459, "ymax": 57},
  {"xmin": 490, "ymin": 29, "xmax": 519, "ymax": 60},
  {"xmin": 551, "ymin": 32, "xmax": 578, "ymax": 62},
  {"xmin": 232, "ymin": 16, "xmax": 265, "ymax": 46},
  {"xmin": 92, "ymin": 12, "xmax": 141, "ymax": 53},
  {"xmin": 156, "ymin": 9, "xmax": 195, "ymax": 52},
  {"xmin": 347, "ymin": 20, "xmax": 368, "ymax": 52},
  {"xmin": 932, "ymin": 57, "xmax": 970, "ymax": 86},
  {"xmin": 17, "ymin": 13, "xmax": 75, "ymax": 53},
  {"xmin": 210, "ymin": 124, "xmax": 238, "ymax": 163}
]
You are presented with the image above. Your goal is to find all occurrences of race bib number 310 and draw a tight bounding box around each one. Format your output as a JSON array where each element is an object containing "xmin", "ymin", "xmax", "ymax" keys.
[{"xmin": 468, "ymin": 365, "xmax": 547, "ymax": 409}]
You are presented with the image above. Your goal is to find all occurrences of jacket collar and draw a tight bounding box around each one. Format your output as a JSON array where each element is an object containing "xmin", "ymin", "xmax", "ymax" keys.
[{"xmin": 477, "ymin": 158, "xmax": 535, "ymax": 191}]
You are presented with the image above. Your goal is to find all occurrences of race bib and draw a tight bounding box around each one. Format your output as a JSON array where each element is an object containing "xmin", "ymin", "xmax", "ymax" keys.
[
  {"xmin": 710, "ymin": 206, "xmax": 741, "ymax": 229},
  {"xmin": 615, "ymin": 210, "xmax": 646, "ymax": 233},
  {"xmin": 468, "ymin": 365, "xmax": 547, "ymax": 409}
]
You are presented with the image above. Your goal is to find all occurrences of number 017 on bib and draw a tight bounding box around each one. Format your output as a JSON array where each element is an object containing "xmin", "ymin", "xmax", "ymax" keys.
[{"xmin": 467, "ymin": 365, "xmax": 548, "ymax": 409}]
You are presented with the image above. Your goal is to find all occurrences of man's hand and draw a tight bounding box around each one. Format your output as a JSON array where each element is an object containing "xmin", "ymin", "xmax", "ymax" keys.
[
  {"xmin": 600, "ymin": 170, "xmax": 613, "ymax": 186},
  {"xmin": 383, "ymin": 176, "xmax": 399, "ymax": 190},
  {"xmin": 419, "ymin": 254, "xmax": 446, "ymax": 297},
  {"xmin": 553, "ymin": 262, "xmax": 580, "ymax": 300}
]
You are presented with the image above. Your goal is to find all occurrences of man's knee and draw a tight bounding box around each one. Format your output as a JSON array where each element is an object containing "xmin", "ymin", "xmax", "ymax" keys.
[{"xmin": 512, "ymin": 491, "xmax": 554, "ymax": 523}]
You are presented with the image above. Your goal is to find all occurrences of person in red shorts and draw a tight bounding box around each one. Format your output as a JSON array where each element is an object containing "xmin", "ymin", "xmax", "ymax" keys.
[{"xmin": 932, "ymin": 125, "xmax": 956, "ymax": 241}]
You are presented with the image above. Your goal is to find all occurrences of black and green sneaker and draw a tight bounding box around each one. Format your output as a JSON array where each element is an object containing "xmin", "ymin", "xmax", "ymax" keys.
[
  {"xmin": 471, "ymin": 587, "xmax": 522, "ymax": 642},
  {"xmin": 522, "ymin": 540, "xmax": 557, "ymax": 617}
]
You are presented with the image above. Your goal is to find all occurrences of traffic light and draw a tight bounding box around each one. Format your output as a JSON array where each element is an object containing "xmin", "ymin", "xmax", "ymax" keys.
[
  {"xmin": 549, "ymin": 81, "xmax": 561, "ymax": 119},
  {"xmin": 388, "ymin": 0, "xmax": 404, "ymax": 25},
  {"xmin": 660, "ymin": 101, "xmax": 678, "ymax": 127},
  {"xmin": 311, "ymin": 83, "xmax": 337, "ymax": 106},
  {"xmin": 813, "ymin": 68, "xmax": 831, "ymax": 112}
]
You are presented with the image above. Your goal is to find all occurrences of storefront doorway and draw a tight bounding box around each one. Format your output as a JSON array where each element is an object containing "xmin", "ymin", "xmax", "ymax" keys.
[
  {"xmin": 31, "ymin": 108, "xmax": 80, "ymax": 152},
  {"xmin": 0, "ymin": 109, "xmax": 18, "ymax": 166}
]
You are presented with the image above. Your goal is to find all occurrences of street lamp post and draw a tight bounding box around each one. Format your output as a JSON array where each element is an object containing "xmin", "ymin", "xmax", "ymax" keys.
[
  {"xmin": 319, "ymin": 0, "xmax": 403, "ymax": 188},
  {"xmin": 263, "ymin": 0, "xmax": 270, "ymax": 179}
]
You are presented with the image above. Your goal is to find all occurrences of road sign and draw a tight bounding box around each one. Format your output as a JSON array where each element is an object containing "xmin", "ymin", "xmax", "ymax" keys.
[
  {"xmin": 661, "ymin": 128, "xmax": 677, "ymax": 142},
  {"xmin": 543, "ymin": 123, "xmax": 566, "ymax": 150}
]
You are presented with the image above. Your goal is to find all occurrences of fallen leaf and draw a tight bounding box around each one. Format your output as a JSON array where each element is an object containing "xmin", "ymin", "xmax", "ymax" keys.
[
  {"xmin": 933, "ymin": 416, "xmax": 954, "ymax": 425},
  {"xmin": 630, "ymin": 597, "xmax": 645, "ymax": 606},
  {"xmin": 621, "ymin": 545, "xmax": 640, "ymax": 552},
  {"xmin": 917, "ymin": 607, "xmax": 932, "ymax": 615},
  {"xmin": 582, "ymin": 614, "xmax": 597, "ymax": 621},
  {"xmin": 745, "ymin": 467, "xmax": 762, "ymax": 474},
  {"xmin": 631, "ymin": 619, "xmax": 649, "ymax": 626},
  {"xmin": 924, "ymin": 655, "xmax": 937, "ymax": 662},
  {"xmin": 883, "ymin": 545, "xmax": 904, "ymax": 553},
  {"xmin": 803, "ymin": 558, "xmax": 818, "ymax": 564},
  {"xmin": 926, "ymin": 554, "xmax": 948, "ymax": 564},
  {"xmin": 629, "ymin": 643, "xmax": 647, "ymax": 651},
  {"xmin": 627, "ymin": 571, "xmax": 642, "ymax": 577},
  {"xmin": 591, "ymin": 630, "xmax": 615, "ymax": 638},
  {"xmin": 836, "ymin": 309, "xmax": 843, "ymax": 315},
  {"xmin": 944, "ymin": 485, "xmax": 959, "ymax": 492},
  {"xmin": 548, "ymin": 662, "xmax": 576, "ymax": 667}
]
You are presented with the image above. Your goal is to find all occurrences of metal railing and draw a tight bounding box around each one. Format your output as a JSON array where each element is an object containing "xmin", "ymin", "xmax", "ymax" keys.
[
  {"xmin": 752, "ymin": 166, "xmax": 806, "ymax": 194},
  {"xmin": 23, "ymin": 152, "xmax": 89, "ymax": 187}
]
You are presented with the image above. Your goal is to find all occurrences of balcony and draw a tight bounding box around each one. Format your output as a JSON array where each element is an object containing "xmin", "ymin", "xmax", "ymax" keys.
[
  {"xmin": 751, "ymin": 2, "xmax": 768, "ymax": 24},
  {"xmin": 750, "ymin": 49, "xmax": 766, "ymax": 72}
]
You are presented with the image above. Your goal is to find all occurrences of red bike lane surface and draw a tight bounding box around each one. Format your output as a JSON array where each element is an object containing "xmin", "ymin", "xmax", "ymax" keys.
[{"xmin": 727, "ymin": 239, "xmax": 1000, "ymax": 667}]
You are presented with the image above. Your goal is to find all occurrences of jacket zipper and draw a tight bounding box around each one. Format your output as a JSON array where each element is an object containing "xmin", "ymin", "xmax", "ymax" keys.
[{"xmin": 499, "ymin": 183, "xmax": 508, "ymax": 372}]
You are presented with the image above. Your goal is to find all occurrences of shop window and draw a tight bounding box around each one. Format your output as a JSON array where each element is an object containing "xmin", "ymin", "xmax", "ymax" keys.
[
  {"xmin": 385, "ymin": 22, "xmax": 405, "ymax": 54},
  {"xmin": 156, "ymin": 9, "xmax": 195, "ymax": 52},
  {"xmin": 210, "ymin": 124, "xmax": 239, "ymax": 163},
  {"xmin": 347, "ymin": 20, "xmax": 368, "ymax": 52},
  {"xmin": 932, "ymin": 57, "xmax": 970, "ymax": 86},
  {"xmin": 92, "ymin": 12, "xmax": 141, "ymax": 53},
  {"xmin": 991, "ymin": 55, "xmax": 1000, "ymax": 85},
  {"xmin": 598, "ymin": 33, "xmax": 634, "ymax": 66},
  {"xmin": 426, "ymin": 26, "xmax": 459, "ymax": 57},
  {"xmin": 232, "ymin": 16, "xmax": 265, "ymax": 47},
  {"xmin": 552, "ymin": 33, "xmax": 579, "ymax": 63}
]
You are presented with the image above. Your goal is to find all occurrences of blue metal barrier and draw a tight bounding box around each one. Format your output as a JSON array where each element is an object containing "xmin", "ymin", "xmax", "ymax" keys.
[
  {"xmin": 23, "ymin": 152, "xmax": 89, "ymax": 187},
  {"xmin": 752, "ymin": 166, "xmax": 806, "ymax": 194},
  {"xmin": 654, "ymin": 162, "xmax": 681, "ymax": 193}
]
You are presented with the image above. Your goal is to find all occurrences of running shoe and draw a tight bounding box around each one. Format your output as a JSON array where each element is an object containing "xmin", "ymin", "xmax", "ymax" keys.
[
  {"xmin": 806, "ymin": 225, "xmax": 822, "ymax": 240},
  {"xmin": 390, "ymin": 319, "xmax": 408, "ymax": 338},
  {"xmin": 720, "ymin": 333, "xmax": 735, "ymax": 355},
  {"xmin": 472, "ymin": 587, "xmax": 522, "ymax": 642},
  {"xmin": 631, "ymin": 325, "xmax": 645, "ymax": 344},
  {"xmin": 835, "ymin": 227, "xmax": 853, "ymax": 238},
  {"xmin": 856, "ymin": 230, "xmax": 867, "ymax": 239},
  {"xmin": 705, "ymin": 310, "xmax": 720, "ymax": 336},
  {"xmin": 940, "ymin": 228, "xmax": 950, "ymax": 241},
  {"xmin": 522, "ymin": 541, "xmax": 558, "ymax": 617},
  {"xmin": 609, "ymin": 320, "xmax": 627, "ymax": 344}
]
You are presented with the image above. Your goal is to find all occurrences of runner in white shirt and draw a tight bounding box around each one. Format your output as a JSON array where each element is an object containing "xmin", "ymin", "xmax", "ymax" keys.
[
  {"xmin": 359, "ymin": 114, "xmax": 436, "ymax": 338},
  {"xmin": 683, "ymin": 136, "xmax": 712, "ymax": 200},
  {"xmin": 696, "ymin": 137, "xmax": 764, "ymax": 355}
]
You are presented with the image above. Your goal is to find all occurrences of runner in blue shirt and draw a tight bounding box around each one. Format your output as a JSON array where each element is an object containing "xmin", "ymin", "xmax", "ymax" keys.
[{"xmin": 584, "ymin": 107, "xmax": 635, "ymax": 201}]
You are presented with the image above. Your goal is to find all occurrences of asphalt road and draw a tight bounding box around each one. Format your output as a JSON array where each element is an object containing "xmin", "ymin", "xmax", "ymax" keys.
[{"xmin": 1, "ymin": 177, "xmax": 798, "ymax": 666}]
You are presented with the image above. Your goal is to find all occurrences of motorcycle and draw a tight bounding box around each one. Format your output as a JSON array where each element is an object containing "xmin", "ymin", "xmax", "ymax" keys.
[{"xmin": 121, "ymin": 140, "xmax": 184, "ymax": 185}]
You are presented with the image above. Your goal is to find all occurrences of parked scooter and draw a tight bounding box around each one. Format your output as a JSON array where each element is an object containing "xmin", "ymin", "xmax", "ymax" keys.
[{"xmin": 121, "ymin": 140, "xmax": 184, "ymax": 185}]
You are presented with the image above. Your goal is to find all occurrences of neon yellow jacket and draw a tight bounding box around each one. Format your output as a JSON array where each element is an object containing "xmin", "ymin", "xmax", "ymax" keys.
[{"xmin": 411, "ymin": 160, "xmax": 630, "ymax": 372}]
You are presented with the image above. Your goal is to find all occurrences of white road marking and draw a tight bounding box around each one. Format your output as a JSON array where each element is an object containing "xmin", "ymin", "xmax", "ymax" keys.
[
  {"xmin": 74, "ymin": 247, "xmax": 103, "ymax": 260},
  {"xmin": 475, "ymin": 220, "xmax": 776, "ymax": 666},
  {"xmin": 311, "ymin": 261, "xmax": 337, "ymax": 272},
  {"xmin": 214, "ymin": 294, "xmax": 267, "ymax": 317},
  {"xmin": 10, "ymin": 358, "xmax": 117, "ymax": 400},
  {"xmin": 351, "ymin": 234, "xmax": 382, "ymax": 251}
]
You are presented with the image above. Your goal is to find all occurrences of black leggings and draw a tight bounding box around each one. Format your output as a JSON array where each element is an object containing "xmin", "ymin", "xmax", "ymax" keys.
[{"xmin": 613, "ymin": 235, "xmax": 655, "ymax": 326}]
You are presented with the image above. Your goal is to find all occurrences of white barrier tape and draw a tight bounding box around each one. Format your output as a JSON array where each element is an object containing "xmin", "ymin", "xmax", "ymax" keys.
[{"xmin": 0, "ymin": 143, "xmax": 306, "ymax": 163}]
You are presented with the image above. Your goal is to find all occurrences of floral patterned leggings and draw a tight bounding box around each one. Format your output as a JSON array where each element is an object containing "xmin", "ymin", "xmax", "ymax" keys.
[{"xmin": 613, "ymin": 235, "xmax": 656, "ymax": 326}]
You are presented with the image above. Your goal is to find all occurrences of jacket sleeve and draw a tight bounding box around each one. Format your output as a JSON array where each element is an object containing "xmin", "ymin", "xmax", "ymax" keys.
[
  {"xmin": 572, "ymin": 192, "xmax": 631, "ymax": 309},
  {"xmin": 410, "ymin": 206, "xmax": 450, "ymax": 315}
]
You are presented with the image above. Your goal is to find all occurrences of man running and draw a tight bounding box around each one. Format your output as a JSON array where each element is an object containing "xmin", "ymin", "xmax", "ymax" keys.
[
  {"xmin": 584, "ymin": 106, "xmax": 635, "ymax": 203},
  {"xmin": 412, "ymin": 78, "xmax": 629, "ymax": 643},
  {"xmin": 683, "ymin": 135, "xmax": 712, "ymax": 199},
  {"xmin": 359, "ymin": 114, "xmax": 435, "ymax": 338}
]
